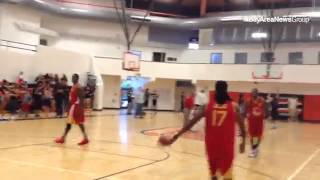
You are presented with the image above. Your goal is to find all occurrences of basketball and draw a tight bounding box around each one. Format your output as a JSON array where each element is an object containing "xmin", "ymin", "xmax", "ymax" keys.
[{"xmin": 158, "ymin": 134, "xmax": 173, "ymax": 146}]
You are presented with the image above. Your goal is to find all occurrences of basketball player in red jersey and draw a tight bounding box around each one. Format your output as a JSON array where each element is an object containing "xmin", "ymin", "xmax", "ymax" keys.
[
  {"xmin": 55, "ymin": 74, "xmax": 89, "ymax": 145},
  {"xmin": 159, "ymin": 81, "xmax": 246, "ymax": 180},
  {"xmin": 246, "ymin": 88, "xmax": 265, "ymax": 158}
]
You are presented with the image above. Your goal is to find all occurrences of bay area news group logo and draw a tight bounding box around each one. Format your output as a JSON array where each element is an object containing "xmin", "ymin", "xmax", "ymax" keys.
[{"xmin": 243, "ymin": 16, "xmax": 311, "ymax": 24}]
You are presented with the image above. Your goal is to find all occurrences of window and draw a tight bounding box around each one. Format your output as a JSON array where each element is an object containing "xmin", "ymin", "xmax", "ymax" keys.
[
  {"xmin": 235, "ymin": 53, "xmax": 247, "ymax": 64},
  {"xmin": 261, "ymin": 52, "xmax": 274, "ymax": 63},
  {"xmin": 40, "ymin": 39, "xmax": 48, "ymax": 46},
  {"xmin": 153, "ymin": 52, "xmax": 166, "ymax": 62},
  {"xmin": 211, "ymin": 53, "xmax": 223, "ymax": 64},
  {"xmin": 167, "ymin": 57, "xmax": 177, "ymax": 62},
  {"xmin": 188, "ymin": 37, "xmax": 199, "ymax": 49},
  {"xmin": 289, "ymin": 52, "xmax": 303, "ymax": 64}
]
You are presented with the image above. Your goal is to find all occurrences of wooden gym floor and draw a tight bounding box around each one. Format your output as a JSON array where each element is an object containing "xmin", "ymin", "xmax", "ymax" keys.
[{"xmin": 0, "ymin": 110, "xmax": 319, "ymax": 180}]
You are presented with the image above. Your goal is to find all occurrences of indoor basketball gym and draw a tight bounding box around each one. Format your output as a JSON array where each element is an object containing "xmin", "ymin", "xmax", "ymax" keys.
[{"xmin": 0, "ymin": 0, "xmax": 320, "ymax": 180}]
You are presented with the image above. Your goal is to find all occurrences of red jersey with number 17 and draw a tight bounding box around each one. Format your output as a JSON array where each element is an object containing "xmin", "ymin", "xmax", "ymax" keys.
[{"xmin": 205, "ymin": 99, "xmax": 236, "ymax": 175}]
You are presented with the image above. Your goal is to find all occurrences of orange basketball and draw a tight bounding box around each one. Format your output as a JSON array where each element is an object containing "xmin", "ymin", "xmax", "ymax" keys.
[{"xmin": 158, "ymin": 134, "xmax": 172, "ymax": 146}]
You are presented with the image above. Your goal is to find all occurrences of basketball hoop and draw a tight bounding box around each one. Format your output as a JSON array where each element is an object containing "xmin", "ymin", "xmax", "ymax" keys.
[
  {"xmin": 252, "ymin": 72, "xmax": 284, "ymax": 80},
  {"xmin": 252, "ymin": 63, "xmax": 284, "ymax": 80}
]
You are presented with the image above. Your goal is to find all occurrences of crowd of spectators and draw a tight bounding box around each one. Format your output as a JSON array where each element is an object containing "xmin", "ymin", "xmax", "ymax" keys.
[{"xmin": 0, "ymin": 72, "xmax": 95, "ymax": 120}]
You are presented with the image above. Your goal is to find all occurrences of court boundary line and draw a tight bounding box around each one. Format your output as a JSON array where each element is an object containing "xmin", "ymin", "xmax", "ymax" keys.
[
  {"xmin": 287, "ymin": 148, "xmax": 320, "ymax": 180},
  {"xmin": 94, "ymin": 151, "xmax": 170, "ymax": 180},
  {"xmin": 0, "ymin": 157, "xmax": 96, "ymax": 177},
  {"xmin": 0, "ymin": 140, "xmax": 169, "ymax": 180},
  {"xmin": 0, "ymin": 142, "xmax": 52, "ymax": 150},
  {"xmin": 39, "ymin": 140, "xmax": 171, "ymax": 180},
  {"xmin": 40, "ymin": 144, "xmax": 166, "ymax": 162}
]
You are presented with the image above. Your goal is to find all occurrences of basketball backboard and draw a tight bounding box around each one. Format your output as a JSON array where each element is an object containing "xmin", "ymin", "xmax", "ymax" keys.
[{"xmin": 123, "ymin": 52, "xmax": 140, "ymax": 71}]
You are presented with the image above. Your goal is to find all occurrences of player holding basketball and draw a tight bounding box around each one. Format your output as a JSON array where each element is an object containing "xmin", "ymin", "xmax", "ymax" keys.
[
  {"xmin": 55, "ymin": 74, "xmax": 89, "ymax": 145},
  {"xmin": 246, "ymin": 88, "xmax": 265, "ymax": 158},
  {"xmin": 159, "ymin": 81, "xmax": 246, "ymax": 180}
]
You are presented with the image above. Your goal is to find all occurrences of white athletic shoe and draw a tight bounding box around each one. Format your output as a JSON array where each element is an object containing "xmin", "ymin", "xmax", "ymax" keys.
[
  {"xmin": 249, "ymin": 149, "xmax": 258, "ymax": 158},
  {"xmin": 271, "ymin": 124, "xmax": 277, "ymax": 129}
]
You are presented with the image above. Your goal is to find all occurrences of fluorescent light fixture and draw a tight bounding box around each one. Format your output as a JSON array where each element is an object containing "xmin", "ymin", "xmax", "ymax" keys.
[
  {"xmin": 188, "ymin": 43, "xmax": 199, "ymax": 50},
  {"xmin": 294, "ymin": 12, "xmax": 320, "ymax": 17},
  {"xmin": 220, "ymin": 16, "xmax": 243, "ymax": 21},
  {"xmin": 252, "ymin": 32, "xmax": 268, "ymax": 39},
  {"xmin": 34, "ymin": 0, "xmax": 45, "ymax": 4},
  {"xmin": 209, "ymin": 43, "xmax": 215, "ymax": 46},
  {"xmin": 318, "ymin": 32, "xmax": 320, "ymax": 37},
  {"xmin": 184, "ymin": 20, "xmax": 196, "ymax": 24},
  {"xmin": 71, "ymin": 8, "xmax": 89, "ymax": 13},
  {"xmin": 130, "ymin": 15, "xmax": 152, "ymax": 21}
]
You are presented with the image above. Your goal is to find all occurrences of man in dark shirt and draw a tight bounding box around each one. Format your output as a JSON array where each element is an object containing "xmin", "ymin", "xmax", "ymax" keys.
[
  {"xmin": 127, "ymin": 88, "xmax": 133, "ymax": 115},
  {"xmin": 54, "ymin": 81, "xmax": 65, "ymax": 118}
]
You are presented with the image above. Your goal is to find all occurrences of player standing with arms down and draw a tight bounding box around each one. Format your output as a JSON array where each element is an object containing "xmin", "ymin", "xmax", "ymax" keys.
[
  {"xmin": 159, "ymin": 81, "xmax": 246, "ymax": 180},
  {"xmin": 55, "ymin": 74, "xmax": 89, "ymax": 145},
  {"xmin": 246, "ymin": 88, "xmax": 265, "ymax": 158}
]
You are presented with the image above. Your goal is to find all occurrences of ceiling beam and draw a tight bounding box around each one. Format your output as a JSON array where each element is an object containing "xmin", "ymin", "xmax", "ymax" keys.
[{"xmin": 200, "ymin": 0, "xmax": 207, "ymax": 16}]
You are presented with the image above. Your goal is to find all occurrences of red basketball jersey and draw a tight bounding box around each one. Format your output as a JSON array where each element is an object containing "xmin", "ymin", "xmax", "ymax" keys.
[
  {"xmin": 247, "ymin": 97, "xmax": 265, "ymax": 119},
  {"xmin": 70, "ymin": 85, "xmax": 80, "ymax": 105},
  {"xmin": 247, "ymin": 97, "xmax": 265, "ymax": 137},
  {"xmin": 205, "ymin": 100, "xmax": 236, "ymax": 174},
  {"xmin": 69, "ymin": 84, "xmax": 85, "ymax": 124}
]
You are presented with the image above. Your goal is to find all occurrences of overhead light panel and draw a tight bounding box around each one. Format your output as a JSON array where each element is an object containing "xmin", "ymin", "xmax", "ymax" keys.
[
  {"xmin": 188, "ymin": 43, "xmax": 199, "ymax": 50},
  {"xmin": 252, "ymin": 32, "xmax": 268, "ymax": 39},
  {"xmin": 130, "ymin": 15, "xmax": 152, "ymax": 22},
  {"xmin": 34, "ymin": 0, "xmax": 45, "ymax": 4},
  {"xmin": 71, "ymin": 8, "xmax": 89, "ymax": 13},
  {"xmin": 220, "ymin": 16, "xmax": 243, "ymax": 21},
  {"xmin": 294, "ymin": 12, "xmax": 320, "ymax": 17}
]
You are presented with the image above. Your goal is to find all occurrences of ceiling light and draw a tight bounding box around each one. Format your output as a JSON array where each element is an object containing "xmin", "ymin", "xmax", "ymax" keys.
[
  {"xmin": 252, "ymin": 32, "xmax": 268, "ymax": 39},
  {"xmin": 34, "ymin": 0, "xmax": 45, "ymax": 4},
  {"xmin": 295, "ymin": 12, "xmax": 320, "ymax": 17},
  {"xmin": 220, "ymin": 16, "xmax": 243, "ymax": 21},
  {"xmin": 71, "ymin": 8, "xmax": 89, "ymax": 13},
  {"xmin": 184, "ymin": 20, "xmax": 196, "ymax": 24},
  {"xmin": 188, "ymin": 43, "xmax": 199, "ymax": 50},
  {"xmin": 130, "ymin": 15, "xmax": 152, "ymax": 21}
]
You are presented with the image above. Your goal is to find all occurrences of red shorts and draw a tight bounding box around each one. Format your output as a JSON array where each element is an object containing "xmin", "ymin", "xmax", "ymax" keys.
[
  {"xmin": 248, "ymin": 117, "xmax": 264, "ymax": 138},
  {"xmin": 207, "ymin": 156, "xmax": 233, "ymax": 176},
  {"xmin": 67, "ymin": 104, "xmax": 85, "ymax": 124},
  {"xmin": 206, "ymin": 141, "xmax": 234, "ymax": 176},
  {"xmin": 22, "ymin": 104, "xmax": 31, "ymax": 112}
]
